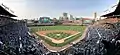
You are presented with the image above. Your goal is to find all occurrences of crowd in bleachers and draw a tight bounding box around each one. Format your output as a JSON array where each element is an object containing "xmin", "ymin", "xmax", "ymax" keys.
[
  {"xmin": 0, "ymin": 20, "xmax": 49, "ymax": 55},
  {"xmin": 1, "ymin": 15, "xmax": 120, "ymax": 55},
  {"xmin": 60, "ymin": 22, "xmax": 120, "ymax": 55}
]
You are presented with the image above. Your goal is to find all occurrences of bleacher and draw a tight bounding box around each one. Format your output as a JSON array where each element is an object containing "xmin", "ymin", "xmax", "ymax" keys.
[
  {"xmin": 0, "ymin": 20, "xmax": 50, "ymax": 55},
  {"xmin": 1, "ymin": 2, "xmax": 120, "ymax": 55},
  {"xmin": 0, "ymin": 4, "xmax": 50, "ymax": 55},
  {"xmin": 61, "ymin": 23, "xmax": 120, "ymax": 55}
]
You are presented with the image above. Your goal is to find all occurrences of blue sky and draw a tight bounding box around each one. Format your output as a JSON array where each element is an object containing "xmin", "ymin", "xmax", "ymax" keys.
[{"xmin": 1, "ymin": 0, "xmax": 118, "ymax": 19}]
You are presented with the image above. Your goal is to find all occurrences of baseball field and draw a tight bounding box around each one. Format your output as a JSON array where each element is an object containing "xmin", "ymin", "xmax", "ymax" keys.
[{"xmin": 30, "ymin": 25, "xmax": 86, "ymax": 47}]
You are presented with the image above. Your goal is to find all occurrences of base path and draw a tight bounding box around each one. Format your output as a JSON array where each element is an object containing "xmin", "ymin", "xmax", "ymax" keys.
[
  {"xmin": 36, "ymin": 30, "xmax": 80, "ymax": 43},
  {"xmin": 35, "ymin": 28, "xmax": 88, "ymax": 52}
]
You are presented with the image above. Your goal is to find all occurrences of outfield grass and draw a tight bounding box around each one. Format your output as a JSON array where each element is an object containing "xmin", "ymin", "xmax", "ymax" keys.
[
  {"xmin": 30, "ymin": 25, "xmax": 86, "ymax": 47},
  {"xmin": 46, "ymin": 32, "xmax": 71, "ymax": 40},
  {"xmin": 30, "ymin": 26, "xmax": 86, "ymax": 32}
]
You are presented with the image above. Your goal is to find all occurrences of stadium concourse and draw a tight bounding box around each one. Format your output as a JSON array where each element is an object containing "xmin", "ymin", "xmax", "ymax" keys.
[{"xmin": 1, "ymin": 2, "xmax": 120, "ymax": 55}]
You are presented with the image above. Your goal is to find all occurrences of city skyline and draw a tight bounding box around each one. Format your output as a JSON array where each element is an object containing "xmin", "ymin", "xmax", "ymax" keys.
[{"xmin": 0, "ymin": 0, "xmax": 118, "ymax": 19}]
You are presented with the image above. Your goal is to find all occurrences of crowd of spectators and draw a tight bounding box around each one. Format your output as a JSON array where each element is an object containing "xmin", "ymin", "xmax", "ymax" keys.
[
  {"xmin": 61, "ymin": 22, "xmax": 120, "ymax": 55},
  {"xmin": 0, "ymin": 19, "xmax": 49, "ymax": 55},
  {"xmin": 1, "ymin": 16, "xmax": 120, "ymax": 55}
]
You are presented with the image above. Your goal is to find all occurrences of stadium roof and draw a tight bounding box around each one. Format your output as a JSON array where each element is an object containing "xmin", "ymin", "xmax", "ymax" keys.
[
  {"xmin": 0, "ymin": 16, "xmax": 17, "ymax": 21},
  {"xmin": 0, "ymin": 4, "xmax": 17, "ymax": 17},
  {"xmin": 101, "ymin": 1, "xmax": 120, "ymax": 17}
]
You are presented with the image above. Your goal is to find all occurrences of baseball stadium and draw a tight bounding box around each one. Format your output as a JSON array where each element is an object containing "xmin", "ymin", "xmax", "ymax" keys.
[
  {"xmin": 30, "ymin": 25, "xmax": 86, "ymax": 52},
  {"xmin": 1, "ymin": 0, "xmax": 120, "ymax": 55}
]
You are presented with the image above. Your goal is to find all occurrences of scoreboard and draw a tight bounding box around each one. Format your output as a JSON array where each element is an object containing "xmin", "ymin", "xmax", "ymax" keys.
[{"xmin": 39, "ymin": 17, "xmax": 51, "ymax": 23}]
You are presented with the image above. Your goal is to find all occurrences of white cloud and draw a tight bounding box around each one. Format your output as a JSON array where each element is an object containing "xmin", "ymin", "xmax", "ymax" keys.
[{"xmin": 1, "ymin": 0, "xmax": 116, "ymax": 20}]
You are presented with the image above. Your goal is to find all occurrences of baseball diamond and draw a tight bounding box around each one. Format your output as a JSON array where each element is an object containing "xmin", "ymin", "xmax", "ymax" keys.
[{"xmin": 30, "ymin": 26, "xmax": 86, "ymax": 51}]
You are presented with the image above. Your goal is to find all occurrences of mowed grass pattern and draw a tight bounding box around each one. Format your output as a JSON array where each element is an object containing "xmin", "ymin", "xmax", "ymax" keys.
[
  {"xmin": 47, "ymin": 32, "xmax": 71, "ymax": 40},
  {"xmin": 30, "ymin": 26, "xmax": 86, "ymax": 33},
  {"xmin": 30, "ymin": 26, "xmax": 86, "ymax": 47}
]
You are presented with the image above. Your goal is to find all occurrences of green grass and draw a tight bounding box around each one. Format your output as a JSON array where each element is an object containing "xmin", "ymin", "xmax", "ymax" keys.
[
  {"xmin": 30, "ymin": 25, "xmax": 86, "ymax": 47},
  {"xmin": 30, "ymin": 26, "xmax": 86, "ymax": 33},
  {"xmin": 46, "ymin": 32, "xmax": 71, "ymax": 40}
]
